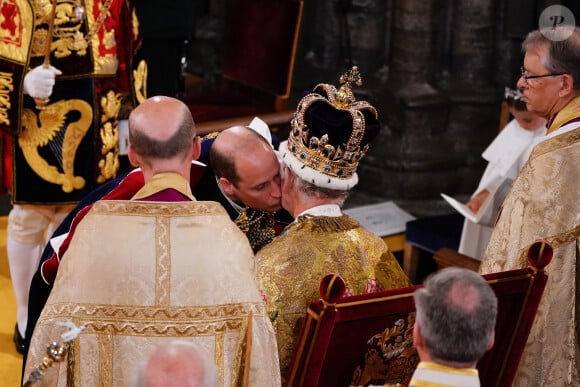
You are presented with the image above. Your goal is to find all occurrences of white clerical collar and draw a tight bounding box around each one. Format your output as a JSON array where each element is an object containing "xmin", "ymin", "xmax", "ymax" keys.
[{"xmin": 295, "ymin": 204, "xmax": 342, "ymax": 219}]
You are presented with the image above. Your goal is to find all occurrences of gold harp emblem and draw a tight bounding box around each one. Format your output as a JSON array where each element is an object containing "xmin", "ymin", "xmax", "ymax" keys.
[{"xmin": 19, "ymin": 99, "xmax": 92, "ymax": 193}]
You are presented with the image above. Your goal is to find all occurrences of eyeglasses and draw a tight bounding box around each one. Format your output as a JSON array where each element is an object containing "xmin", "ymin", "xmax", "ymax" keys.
[{"xmin": 520, "ymin": 66, "xmax": 566, "ymax": 85}]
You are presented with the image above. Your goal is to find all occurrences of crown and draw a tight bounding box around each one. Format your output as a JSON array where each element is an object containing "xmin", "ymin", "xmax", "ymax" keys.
[{"xmin": 281, "ymin": 66, "xmax": 380, "ymax": 190}]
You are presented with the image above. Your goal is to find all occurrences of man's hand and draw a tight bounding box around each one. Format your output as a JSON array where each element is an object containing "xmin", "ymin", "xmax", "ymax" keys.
[
  {"xmin": 466, "ymin": 189, "xmax": 490, "ymax": 214},
  {"xmin": 23, "ymin": 65, "xmax": 62, "ymax": 99}
]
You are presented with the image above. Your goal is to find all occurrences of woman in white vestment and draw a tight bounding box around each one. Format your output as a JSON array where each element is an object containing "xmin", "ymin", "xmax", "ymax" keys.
[{"xmin": 458, "ymin": 88, "xmax": 546, "ymax": 259}]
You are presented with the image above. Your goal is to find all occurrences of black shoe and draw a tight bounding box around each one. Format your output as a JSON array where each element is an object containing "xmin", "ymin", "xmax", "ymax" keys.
[{"xmin": 13, "ymin": 324, "xmax": 25, "ymax": 355}]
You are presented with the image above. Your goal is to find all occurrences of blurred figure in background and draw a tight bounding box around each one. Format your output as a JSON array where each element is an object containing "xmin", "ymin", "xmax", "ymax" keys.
[{"xmin": 458, "ymin": 87, "xmax": 546, "ymax": 259}]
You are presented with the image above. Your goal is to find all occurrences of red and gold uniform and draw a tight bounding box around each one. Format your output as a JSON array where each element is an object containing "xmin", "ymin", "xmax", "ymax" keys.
[{"xmin": 0, "ymin": 0, "xmax": 145, "ymax": 202}]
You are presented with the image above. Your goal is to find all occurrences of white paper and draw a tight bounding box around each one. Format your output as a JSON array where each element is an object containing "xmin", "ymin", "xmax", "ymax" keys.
[
  {"xmin": 343, "ymin": 201, "xmax": 415, "ymax": 237},
  {"xmin": 440, "ymin": 193, "xmax": 492, "ymax": 223}
]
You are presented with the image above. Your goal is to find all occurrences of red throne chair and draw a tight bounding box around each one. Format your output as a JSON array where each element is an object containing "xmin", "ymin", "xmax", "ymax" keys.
[
  {"xmin": 184, "ymin": 0, "xmax": 304, "ymax": 135},
  {"xmin": 286, "ymin": 240, "xmax": 553, "ymax": 387}
]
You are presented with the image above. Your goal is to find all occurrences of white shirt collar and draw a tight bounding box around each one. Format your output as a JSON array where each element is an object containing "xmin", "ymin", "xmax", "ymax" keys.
[{"xmin": 295, "ymin": 204, "xmax": 342, "ymax": 219}]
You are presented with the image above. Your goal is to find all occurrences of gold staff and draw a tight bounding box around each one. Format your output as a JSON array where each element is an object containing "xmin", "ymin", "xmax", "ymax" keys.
[{"xmin": 35, "ymin": 0, "xmax": 58, "ymax": 110}]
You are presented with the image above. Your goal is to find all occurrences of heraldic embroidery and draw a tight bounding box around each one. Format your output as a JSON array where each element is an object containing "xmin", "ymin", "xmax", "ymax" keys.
[
  {"xmin": 97, "ymin": 90, "xmax": 121, "ymax": 183},
  {"xmin": 350, "ymin": 313, "xmax": 419, "ymax": 386},
  {"xmin": 31, "ymin": 0, "xmax": 89, "ymax": 59},
  {"xmin": 0, "ymin": 72, "xmax": 14, "ymax": 125},
  {"xmin": 20, "ymin": 99, "xmax": 91, "ymax": 193}
]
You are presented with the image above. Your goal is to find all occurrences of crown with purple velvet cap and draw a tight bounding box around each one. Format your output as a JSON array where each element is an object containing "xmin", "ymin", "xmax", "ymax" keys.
[{"xmin": 280, "ymin": 66, "xmax": 381, "ymax": 190}]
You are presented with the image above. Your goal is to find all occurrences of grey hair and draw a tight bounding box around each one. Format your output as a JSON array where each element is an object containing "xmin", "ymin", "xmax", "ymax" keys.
[
  {"xmin": 413, "ymin": 268, "xmax": 498, "ymax": 365},
  {"xmin": 522, "ymin": 27, "xmax": 580, "ymax": 89},
  {"xmin": 284, "ymin": 163, "xmax": 350, "ymax": 203}
]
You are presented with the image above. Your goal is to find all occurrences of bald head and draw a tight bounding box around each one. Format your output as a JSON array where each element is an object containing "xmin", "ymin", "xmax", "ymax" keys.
[
  {"xmin": 129, "ymin": 96, "xmax": 196, "ymax": 161},
  {"xmin": 211, "ymin": 126, "xmax": 272, "ymax": 185}
]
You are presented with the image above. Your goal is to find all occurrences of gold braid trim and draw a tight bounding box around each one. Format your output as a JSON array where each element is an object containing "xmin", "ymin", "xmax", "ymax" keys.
[
  {"xmin": 514, "ymin": 224, "xmax": 580, "ymax": 265},
  {"xmin": 294, "ymin": 214, "xmax": 360, "ymax": 232}
]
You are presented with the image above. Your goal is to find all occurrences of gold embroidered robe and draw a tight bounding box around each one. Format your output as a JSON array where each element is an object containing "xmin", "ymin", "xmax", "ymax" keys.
[
  {"xmin": 256, "ymin": 214, "xmax": 410, "ymax": 375},
  {"xmin": 479, "ymin": 98, "xmax": 580, "ymax": 386},
  {"xmin": 25, "ymin": 200, "xmax": 281, "ymax": 386}
]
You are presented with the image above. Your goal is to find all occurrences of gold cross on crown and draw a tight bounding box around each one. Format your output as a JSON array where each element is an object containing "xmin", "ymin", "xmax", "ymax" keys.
[{"xmin": 336, "ymin": 66, "xmax": 363, "ymax": 107}]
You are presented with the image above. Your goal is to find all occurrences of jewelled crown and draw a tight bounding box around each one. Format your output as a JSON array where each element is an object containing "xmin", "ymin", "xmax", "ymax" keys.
[{"xmin": 280, "ymin": 66, "xmax": 381, "ymax": 190}]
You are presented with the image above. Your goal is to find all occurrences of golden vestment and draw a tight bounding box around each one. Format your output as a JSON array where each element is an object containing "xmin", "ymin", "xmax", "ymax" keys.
[
  {"xmin": 479, "ymin": 97, "xmax": 580, "ymax": 386},
  {"xmin": 25, "ymin": 200, "xmax": 281, "ymax": 386},
  {"xmin": 256, "ymin": 213, "xmax": 410, "ymax": 374}
]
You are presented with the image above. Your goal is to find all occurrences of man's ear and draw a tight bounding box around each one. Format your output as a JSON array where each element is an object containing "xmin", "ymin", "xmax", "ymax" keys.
[
  {"xmin": 127, "ymin": 144, "xmax": 139, "ymax": 167},
  {"xmin": 219, "ymin": 177, "xmax": 235, "ymax": 197},
  {"xmin": 486, "ymin": 331, "xmax": 495, "ymax": 351},
  {"xmin": 412, "ymin": 321, "xmax": 425, "ymax": 351},
  {"xmin": 559, "ymin": 74, "xmax": 575, "ymax": 97},
  {"xmin": 281, "ymin": 166, "xmax": 293, "ymax": 190},
  {"xmin": 191, "ymin": 136, "xmax": 201, "ymax": 161}
]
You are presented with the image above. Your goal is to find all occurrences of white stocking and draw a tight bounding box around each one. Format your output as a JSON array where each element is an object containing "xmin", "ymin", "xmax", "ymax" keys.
[{"xmin": 7, "ymin": 237, "xmax": 43, "ymax": 337}]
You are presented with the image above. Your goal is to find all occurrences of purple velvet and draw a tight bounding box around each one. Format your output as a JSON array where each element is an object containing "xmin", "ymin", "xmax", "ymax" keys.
[
  {"xmin": 136, "ymin": 189, "xmax": 191, "ymax": 202},
  {"xmin": 302, "ymin": 95, "xmax": 381, "ymax": 152}
]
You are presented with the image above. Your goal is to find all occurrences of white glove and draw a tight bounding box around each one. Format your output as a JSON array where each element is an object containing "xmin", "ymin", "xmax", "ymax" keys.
[{"xmin": 23, "ymin": 65, "xmax": 62, "ymax": 99}]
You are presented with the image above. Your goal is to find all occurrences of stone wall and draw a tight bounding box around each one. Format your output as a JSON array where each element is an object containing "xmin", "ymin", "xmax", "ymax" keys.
[{"xmin": 186, "ymin": 0, "xmax": 547, "ymax": 216}]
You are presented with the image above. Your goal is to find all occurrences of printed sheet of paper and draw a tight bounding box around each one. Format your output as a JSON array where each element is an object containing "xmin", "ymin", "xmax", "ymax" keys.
[{"xmin": 343, "ymin": 201, "xmax": 415, "ymax": 237}]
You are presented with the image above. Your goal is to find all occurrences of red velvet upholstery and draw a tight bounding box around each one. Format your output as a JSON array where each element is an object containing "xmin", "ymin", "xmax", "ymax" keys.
[
  {"xmin": 287, "ymin": 241, "xmax": 553, "ymax": 387},
  {"xmin": 185, "ymin": 0, "xmax": 303, "ymax": 123}
]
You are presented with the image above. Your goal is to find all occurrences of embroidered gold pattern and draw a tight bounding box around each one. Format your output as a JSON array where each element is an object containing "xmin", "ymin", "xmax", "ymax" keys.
[
  {"xmin": 99, "ymin": 333, "xmax": 113, "ymax": 387},
  {"xmin": 19, "ymin": 99, "xmax": 91, "ymax": 192},
  {"xmin": 92, "ymin": 200, "xmax": 228, "ymax": 217},
  {"xmin": 0, "ymin": 0, "xmax": 34, "ymax": 63},
  {"xmin": 42, "ymin": 303, "xmax": 264, "ymax": 338},
  {"xmin": 133, "ymin": 59, "xmax": 147, "ymax": 103},
  {"xmin": 156, "ymin": 216, "xmax": 171, "ymax": 306},
  {"xmin": 131, "ymin": 6, "xmax": 138, "ymax": 40},
  {"xmin": 216, "ymin": 331, "xmax": 225, "ymax": 386},
  {"xmin": 257, "ymin": 214, "xmax": 411, "ymax": 373},
  {"xmin": 97, "ymin": 90, "xmax": 121, "ymax": 183},
  {"xmin": 478, "ymin": 123, "xmax": 580, "ymax": 385},
  {"xmin": 31, "ymin": 0, "xmax": 87, "ymax": 58},
  {"xmin": 85, "ymin": 0, "xmax": 118, "ymax": 74},
  {"xmin": 0, "ymin": 72, "xmax": 14, "ymax": 125},
  {"xmin": 351, "ymin": 314, "xmax": 418, "ymax": 386},
  {"xmin": 67, "ymin": 336, "xmax": 77, "ymax": 387}
]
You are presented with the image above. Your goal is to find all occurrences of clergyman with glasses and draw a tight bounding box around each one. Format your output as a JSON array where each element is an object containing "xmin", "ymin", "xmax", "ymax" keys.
[{"xmin": 478, "ymin": 27, "xmax": 580, "ymax": 386}]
